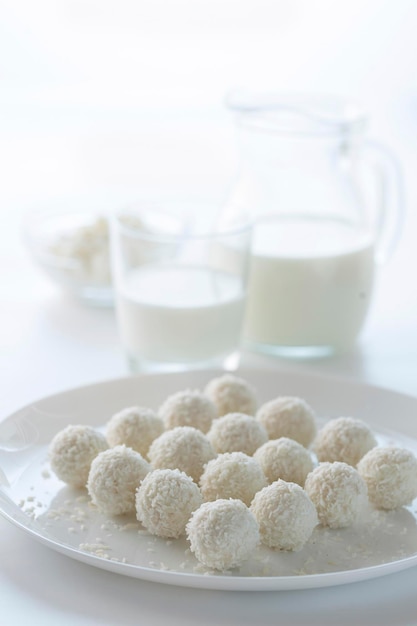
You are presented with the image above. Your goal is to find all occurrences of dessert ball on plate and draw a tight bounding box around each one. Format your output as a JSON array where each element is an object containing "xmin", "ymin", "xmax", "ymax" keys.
[
  {"xmin": 148, "ymin": 426, "xmax": 215, "ymax": 482},
  {"xmin": 254, "ymin": 437, "xmax": 314, "ymax": 486},
  {"xmin": 158, "ymin": 389, "xmax": 217, "ymax": 433},
  {"xmin": 186, "ymin": 499, "xmax": 259, "ymax": 570},
  {"xmin": 49, "ymin": 424, "xmax": 108, "ymax": 488},
  {"xmin": 256, "ymin": 397, "xmax": 316, "ymax": 447},
  {"xmin": 106, "ymin": 406, "xmax": 164, "ymax": 459},
  {"xmin": 204, "ymin": 373, "xmax": 257, "ymax": 417},
  {"xmin": 313, "ymin": 416, "xmax": 377, "ymax": 466},
  {"xmin": 357, "ymin": 446, "xmax": 417, "ymax": 510},
  {"xmin": 304, "ymin": 461, "xmax": 367, "ymax": 528},
  {"xmin": 136, "ymin": 468, "xmax": 203, "ymax": 538},
  {"xmin": 250, "ymin": 479, "xmax": 318, "ymax": 550},
  {"xmin": 87, "ymin": 445, "xmax": 150, "ymax": 515},
  {"xmin": 199, "ymin": 451, "xmax": 267, "ymax": 506},
  {"xmin": 207, "ymin": 412, "xmax": 268, "ymax": 456}
]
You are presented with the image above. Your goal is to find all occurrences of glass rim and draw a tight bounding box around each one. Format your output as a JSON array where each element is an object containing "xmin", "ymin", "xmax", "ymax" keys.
[{"xmin": 111, "ymin": 210, "xmax": 253, "ymax": 242}]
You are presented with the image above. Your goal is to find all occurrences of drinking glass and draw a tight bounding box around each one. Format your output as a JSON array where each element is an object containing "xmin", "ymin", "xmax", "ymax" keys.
[{"xmin": 110, "ymin": 206, "xmax": 252, "ymax": 373}]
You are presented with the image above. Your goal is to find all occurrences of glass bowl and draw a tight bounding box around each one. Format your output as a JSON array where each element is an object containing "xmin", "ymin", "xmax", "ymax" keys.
[{"xmin": 22, "ymin": 208, "xmax": 114, "ymax": 307}]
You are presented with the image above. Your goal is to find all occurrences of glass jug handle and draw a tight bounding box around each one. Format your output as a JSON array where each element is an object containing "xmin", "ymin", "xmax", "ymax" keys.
[{"xmin": 363, "ymin": 140, "xmax": 405, "ymax": 264}]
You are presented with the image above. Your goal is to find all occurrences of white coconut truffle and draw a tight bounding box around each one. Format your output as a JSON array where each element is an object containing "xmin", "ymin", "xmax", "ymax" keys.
[
  {"xmin": 158, "ymin": 389, "xmax": 217, "ymax": 434},
  {"xmin": 87, "ymin": 445, "xmax": 150, "ymax": 515},
  {"xmin": 304, "ymin": 462, "xmax": 367, "ymax": 528},
  {"xmin": 49, "ymin": 424, "xmax": 108, "ymax": 488},
  {"xmin": 207, "ymin": 412, "xmax": 268, "ymax": 456},
  {"xmin": 250, "ymin": 480, "xmax": 318, "ymax": 550},
  {"xmin": 256, "ymin": 397, "xmax": 317, "ymax": 447},
  {"xmin": 204, "ymin": 374, "xmax": 257, "ymax": 417},
  {"xmin": 313, "ymin": 416, "xmax": 377, "ymax": 466},
  {"xmin": 186, "ymin": 499, "xmax": 259, "ymax": 570},
  {"xmin": 199, "ymin": 452, "xmax": 267, "ymax": 506},
  {"xmin": 254, "ymin": 437, "xmax": 314, "ymax": 486},
  {"xmin": 148, "ymin": 426, "xmax": 216, "ymax": 482},
  {"xmin": 106, "ymin": 406, "xmax": 164, "ymax": 458},
  {"xmin": 357, "ymin": 446, "xmax": 417, "ymax": 510},
  {"xmin": 136, "ymin": 468, "xmax": 203, "ymax": 538}
]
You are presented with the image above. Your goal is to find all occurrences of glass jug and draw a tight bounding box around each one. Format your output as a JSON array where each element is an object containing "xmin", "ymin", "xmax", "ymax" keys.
[{"xmin": 225, "ymin": 92, "xmax": 404, "ymax": 357}]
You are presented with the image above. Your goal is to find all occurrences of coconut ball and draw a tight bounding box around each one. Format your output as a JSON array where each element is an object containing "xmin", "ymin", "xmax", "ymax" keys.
[
  {"xmin": 106, "ymin": 406, "xmax": 164, "ymax": 458},
  {"xmin": 357, "ymin": 446, "xmax": 417, "ymax": 510},
  {"xmin": 304, "ymin": 462, "xmax": 367, "ymax": 528},
  {"xmin": 87, "ymin": 445, "xmax": 150, "ymax": 515},
  {"xmin": 256, "ymin": 397, "xmax": 317, "ymax": 448},
  {"xmin": 186, "ymin": 499, "xmax": 259, "ymax": 570},
  {"xmin": 207, "ymin": 412, "xmax": 268, "ymax": 456},
  {"xmin": 199, "ymin": 452, "xmax": 267, "ymax": 506},
  {"xmin": 148, "ymin": 426, "xmax": 215, "ymax": 482},
  {"xmin": 136, "ymin": 468, "xmax": 203, "ymax": 538},
  {"xmin": 313, "ymin": 416, "xmax": 377, "ymax": 466},
  {"xmin": 158, "ymin": 389, "xmax": 217, "ymax": 434},
  {"xmin": 49, "ymin": 424, "xmax": 108, "ymax": 488},
  {"xmin": 250, "ymin": 480, "xmax": 318, "ymax": 550},
  {"xmin": 204, "ymin": 373, "xmax": 257, "ymax": 417},
  {"xmin": 254, "ymin": 437, "xmax": 314, "ymax": 486}
]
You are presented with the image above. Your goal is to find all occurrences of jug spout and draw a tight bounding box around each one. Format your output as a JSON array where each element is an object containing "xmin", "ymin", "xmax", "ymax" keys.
[{"xmin": 225, "ymin": 90, "xmax": 368, "ymax": 136}]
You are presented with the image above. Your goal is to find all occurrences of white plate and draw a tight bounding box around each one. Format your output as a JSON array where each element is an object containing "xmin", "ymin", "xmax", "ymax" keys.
[{"xmin": 1, "ymin": 367, "xmax": 417, "ymax": 591}]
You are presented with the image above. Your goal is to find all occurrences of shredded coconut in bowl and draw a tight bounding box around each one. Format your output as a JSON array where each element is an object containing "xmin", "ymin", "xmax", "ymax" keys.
[
  {"xmin": 357, "ymin": 446, "xmax": 417, "ymax": 510},
  {"xmin": 49, "ymin": 424, "xmax": 108, "ymax": 488},
  {"xmin": 136, "ymin": 468, "xmax": 203, "ymax": 538},
  {"xmin": 256, "ymin": 397, "xmax": 317, "ymax": 447},
  {"xmin": 186, "ymin": 498, "xmax": 260, "ymax": 570},
  {"xmin": 48, "ymin": 216, "xmax": 111, "ymax": 286},
  {"xmin": 158, "ymin": 389, "xmax": 217, "ymax": 433},
  {"xmin": 199, "ymin": 451, "xmax": 267, "ymax": 505},
  {"xmin": 204, "ymin": 374, "xmax": 258, "ymax": 417},
  {"xmin": 313, "ymin": 416, "xmax": 377, "ymax": 466}
]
